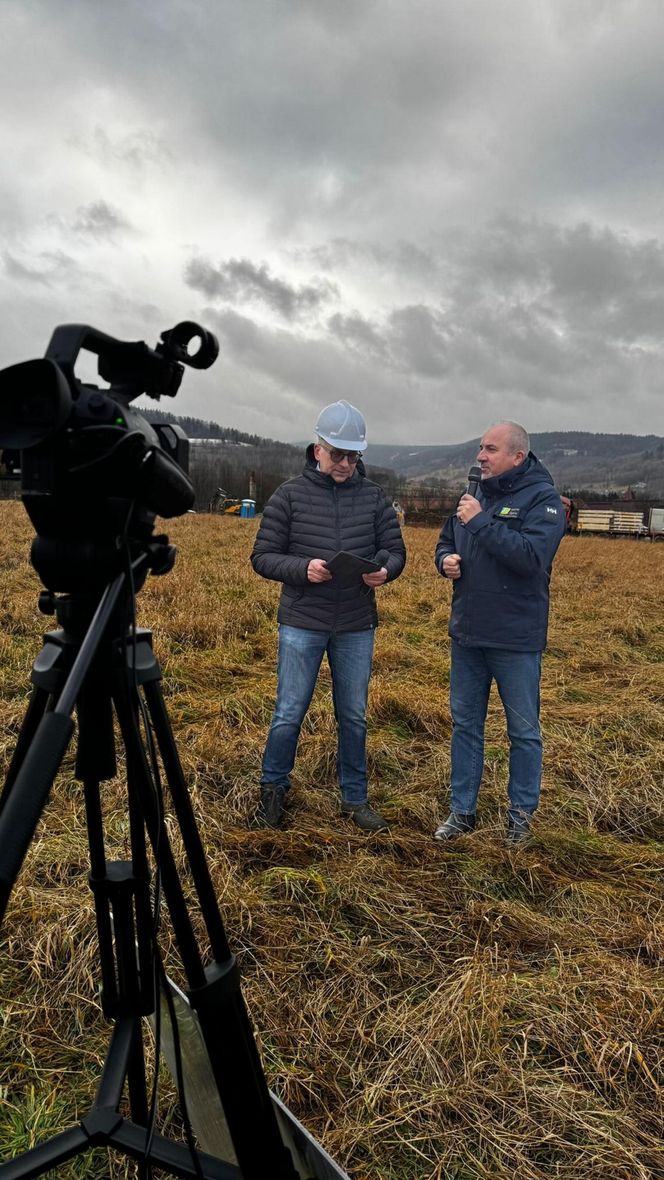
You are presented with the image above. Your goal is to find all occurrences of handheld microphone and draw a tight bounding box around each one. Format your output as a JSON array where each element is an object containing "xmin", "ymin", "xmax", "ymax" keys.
[{"xmin": 465, "ymin": 465, "xmax": 482, "ymax": 497}]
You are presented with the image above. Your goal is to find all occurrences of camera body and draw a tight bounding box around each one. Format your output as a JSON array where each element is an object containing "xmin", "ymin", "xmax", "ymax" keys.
[{"xmin": 0, "ymin": 321, "xmax": 218, "ymax": 591}]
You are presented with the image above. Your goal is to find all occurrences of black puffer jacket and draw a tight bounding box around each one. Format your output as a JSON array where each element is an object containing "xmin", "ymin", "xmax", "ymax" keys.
[{"xmin": 251, "ymin": 447, "xmax": 406, "ymax": 631}]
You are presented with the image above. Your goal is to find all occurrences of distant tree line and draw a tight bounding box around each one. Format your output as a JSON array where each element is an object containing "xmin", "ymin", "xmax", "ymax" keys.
[
  {"xmin": 5, "ymin": 403, "xmax": 660, "ymax": 515},
  {"xmin": 144, "ymin": 408, "xmax": 304, "ymax": 508},
  {"xmin": 135, "ymin": 407, "xmax": 402, "ymax": 509},
  {"xmin": 144, "ymin": 407, "xmax": 289, "ymax": 448},
  {"xmin": 189, "ymin": 442, "xmax": 300, "ymax": 509},
  {"xmin": 189, "ymin": 444, "xmax": 400, "ymax": 510}
]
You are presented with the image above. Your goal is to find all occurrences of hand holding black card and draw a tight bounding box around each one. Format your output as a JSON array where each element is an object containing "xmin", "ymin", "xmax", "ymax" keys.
[{"xmin": 324, "ymin": 551, "xmax": 381, "ymax": 588}]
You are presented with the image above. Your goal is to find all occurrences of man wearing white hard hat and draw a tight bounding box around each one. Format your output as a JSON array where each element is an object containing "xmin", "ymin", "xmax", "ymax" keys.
[{"xmin": 251, "ymin": 400, "xmax": 406, "ymax": 831}]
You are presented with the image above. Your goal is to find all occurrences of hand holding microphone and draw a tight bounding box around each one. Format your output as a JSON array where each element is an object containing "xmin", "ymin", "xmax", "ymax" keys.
[
  {"xmin": 457, "ymin": 464, "xmax": 483, "ymax": 525},
  {"xmin": 465, "ymin": 465, "xmax": 482, "ymax": 497}
]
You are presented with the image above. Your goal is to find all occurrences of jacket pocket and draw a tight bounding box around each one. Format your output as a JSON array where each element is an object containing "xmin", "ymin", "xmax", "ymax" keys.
[
  {"xmin": 474, "ymin": 588, "xmax": 539, "ymax": 646},
  {"xmin": 282, "ymin": 585, "xmax": 304, "ymax": 607}
]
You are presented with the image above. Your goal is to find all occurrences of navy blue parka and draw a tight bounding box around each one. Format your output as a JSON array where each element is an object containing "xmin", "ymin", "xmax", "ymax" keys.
[{"xmin": 435, "ymin": 453, "xmax": 565, "ymax": 651}]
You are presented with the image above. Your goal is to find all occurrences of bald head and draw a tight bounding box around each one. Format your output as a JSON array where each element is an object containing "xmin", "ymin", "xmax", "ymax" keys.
[{"xmin": 478, "ymin": 421, "xmax": 529, "ymax": 479}]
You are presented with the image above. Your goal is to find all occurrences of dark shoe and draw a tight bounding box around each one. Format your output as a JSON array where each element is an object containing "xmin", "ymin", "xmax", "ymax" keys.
[
  {"xmin": 257, "ymin": 785, "xmax": 286, "ymax": 829},
  {"xmin": 433, "ymin": 812, "xmax": 476, "ymax": 841},
  {"xmin": 341, "ymin": 802, "xmax": 389, "ymax": 832},
  {"xmin": 505, "ymin": 811, "xmax": 533, "ymax": 845}
]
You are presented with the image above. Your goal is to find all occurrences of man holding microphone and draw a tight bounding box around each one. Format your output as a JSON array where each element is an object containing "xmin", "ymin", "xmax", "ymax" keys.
[{"xmin": 434, "ymin": 421, "xmax": 565, "ymax": 845}]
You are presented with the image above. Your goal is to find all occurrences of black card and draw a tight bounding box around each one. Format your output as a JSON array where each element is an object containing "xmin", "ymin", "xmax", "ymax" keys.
[{"xmin": 325, "ymin": 551, "xmax": 381, "ymax": 587}]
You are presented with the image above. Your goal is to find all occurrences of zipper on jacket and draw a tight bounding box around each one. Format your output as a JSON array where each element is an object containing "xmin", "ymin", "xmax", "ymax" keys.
[
  {"xmin": 332, "ymin": 483, "xmax": 342, "ymax": 631},
  {"xmin": 463, "ymin": 531, "xmax": 477, "ymax": 643}
]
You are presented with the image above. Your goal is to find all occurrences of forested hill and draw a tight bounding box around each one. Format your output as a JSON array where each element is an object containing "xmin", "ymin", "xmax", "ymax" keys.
[
  {"xmin": 142, "ymin": 408, "xmax": 397, "ymax": 509},
  {"xmin": 144, "ymin": 410, "xmax": 664, "ymax": 495},
  {"xmin": 144, "ymin": 408, "xmax": 298, "ymax": 453},
  {"xmin": 355, "ymin": 431, "xmax": 664, "ymax": 494}
]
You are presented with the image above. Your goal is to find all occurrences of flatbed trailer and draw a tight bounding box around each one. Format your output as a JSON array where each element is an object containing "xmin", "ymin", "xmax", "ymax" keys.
[{"xmin": 575, "ymin": 509, "xmax": 645, "ymax": 536}]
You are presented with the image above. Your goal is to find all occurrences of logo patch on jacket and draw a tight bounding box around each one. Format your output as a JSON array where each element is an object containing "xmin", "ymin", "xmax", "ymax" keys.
[
  {"xmin": 546, "ymin": 506, "xmax": 559, "ymax": 515},
  {"xmin": 497, "ymin": 506, "xmax": 520, "ymax": 518}
]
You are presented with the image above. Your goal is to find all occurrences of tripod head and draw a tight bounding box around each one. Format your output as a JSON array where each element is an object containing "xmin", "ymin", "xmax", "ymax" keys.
[{"xmin": 0, "ymin": 320, "xmax": 219, "ymax": 593}]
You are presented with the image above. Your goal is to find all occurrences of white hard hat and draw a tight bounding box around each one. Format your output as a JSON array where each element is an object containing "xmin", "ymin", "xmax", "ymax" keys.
[{"xmin": 315, "ymin": 400, "xmax": 367, "ymax": 451}]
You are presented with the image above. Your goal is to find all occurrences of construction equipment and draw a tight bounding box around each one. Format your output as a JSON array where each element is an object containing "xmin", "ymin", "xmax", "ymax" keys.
[{"xmin": 208, "ymin": 487, "xmax": 241, "ymax": 514}]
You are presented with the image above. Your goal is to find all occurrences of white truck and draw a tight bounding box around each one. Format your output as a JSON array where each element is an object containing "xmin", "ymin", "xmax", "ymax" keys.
[{"xmin": 647, "ymin": 507, "xmax": 664, "ymax": 539}]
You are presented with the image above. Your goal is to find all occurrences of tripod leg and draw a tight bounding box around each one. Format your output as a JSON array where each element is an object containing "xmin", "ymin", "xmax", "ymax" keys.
[
  {"xmin": 0, "ymin": 577, "xmax": 127, "ymax": 925},
  {"xmin": 75, "ymin": 667, "xmax": 156, "ymax": 1146},
  {"xmin": 0, "ymin": 710, "xmax": 74, "ymax": 925},
  {"xmin": 0, "ymin": 623, "xmax": 86, "ymax": 811},
  {"xmin": 139, "ymin": 680, "xmax": 300, "ymax": 1180},
  {"xmin": 143, "ymin": 680, "xmax": 232, "ymax": 961},
  {"xmin": 0, "ymin": 687, "xmax": 50, "ymax": 808},
  {"xmin": 106, "ymin": 655, "xmax": 299, "ymax": 1178},
  {"xmin": 111, "ymin": 686, "xmax": 209, "ymax": 988}
]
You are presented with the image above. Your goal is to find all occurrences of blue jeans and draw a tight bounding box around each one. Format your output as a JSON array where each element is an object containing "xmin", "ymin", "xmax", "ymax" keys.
[
  {"xmin": 261, "ymin": 625, "xmax": 375, "ymax": 804},
  {"xmin": 449, "ymin": 640, "xmax": 542, "ymax": 817}
]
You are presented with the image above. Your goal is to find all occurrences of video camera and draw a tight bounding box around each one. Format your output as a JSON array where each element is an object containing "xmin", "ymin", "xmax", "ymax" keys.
[
  {"xmin": 0, "ymin": 321, "xmax": 218, "ymax": 591},
  {"xmin": 0, "ymin": 321, "xmax": 351, "ymax": 1179}
]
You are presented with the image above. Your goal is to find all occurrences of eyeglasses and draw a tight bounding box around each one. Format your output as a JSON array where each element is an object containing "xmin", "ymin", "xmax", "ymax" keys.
[{"xmin": 317, "ymin": 442, "xmax": 362, "ymax": 464}]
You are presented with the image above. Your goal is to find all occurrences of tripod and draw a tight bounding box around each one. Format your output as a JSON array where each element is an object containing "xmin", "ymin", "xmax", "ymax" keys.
[{"xmin": 0, "ymin": 548, "xmax": 301, "ymax": 1180}]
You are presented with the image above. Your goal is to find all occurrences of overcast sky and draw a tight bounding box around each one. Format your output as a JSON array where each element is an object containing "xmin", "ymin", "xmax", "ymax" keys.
[{"xmin": 2, "ymin": 0, "xmax": 664, "ymax": 445}]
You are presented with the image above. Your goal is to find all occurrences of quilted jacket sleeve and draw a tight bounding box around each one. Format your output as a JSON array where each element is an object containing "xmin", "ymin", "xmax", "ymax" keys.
[
  {"xmin": 434, "ymin": 512, "xmax": 456, "ymax": 574},
  {"xmin": 250, "ymin": 485, "xmax": 311, "ymax": 585}
]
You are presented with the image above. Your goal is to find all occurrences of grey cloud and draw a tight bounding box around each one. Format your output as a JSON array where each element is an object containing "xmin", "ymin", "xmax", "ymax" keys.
[
  {"xmin": 5, "ymin": 2, "xmax": 664, "ymax": 443},
  {"xmin": 68, "ymin": 126, "xmax": 172, "ymax": 171},
  {"xmin": 291, "ymin": 240, "xmax": 368, "ymax": 273},
  {"xmin": 195, "ymin": 305, "xmax": 522, "ymax": 444},
  {"xmin": 71, "ymin": 201, "xmax": 133, "ymax": 240},
  {"xmin": 315, "ymin": 217, "xmax": 664, "ymax": 414},
  {"xmin": 451, "ymin": 217, "xmax": 664, "ymax": 348},
  {"xmin": 387, "ymin": 305, "xmax": 453, "ymax": 378},
  {"xmin": 3, "ymin": 252, "xmax": 51, "ymax": 285},
  {"xmin": 197, "ymin": 209, "xmax": 664, "ymax": 439},
  {"xmin": 327, "ymin": 312, "xmax": 388, "ymax": 361},
  {"xmin": 9, "ymin": 1, "xmax": 664, "ymax": 243},
  {"xmin": 208, "ymin": 307, "xmax": 394, "ymax": 409},
  {"xmin": 1, "ymin": 2, "xmax": 538, "ymax": 237},
  {"xmin": 2, "ymin": 250, "xmax": 79, "ymax": 285},
  {"xmin": 185, "ymin": 257, "xmax": 338, "ymax": 320},
  {"xmin": 295, "ymin": 238, "xmax": 441, "ymax": 284}
]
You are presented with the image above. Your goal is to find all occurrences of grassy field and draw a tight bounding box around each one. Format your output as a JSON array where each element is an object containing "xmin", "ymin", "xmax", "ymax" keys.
[{"xmin": 0, "ymin": 501, "xmax": 662, "ymax": 1179}]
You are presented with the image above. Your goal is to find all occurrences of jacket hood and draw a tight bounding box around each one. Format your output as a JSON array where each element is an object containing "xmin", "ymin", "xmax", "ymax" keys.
[
  {"xmin": 480, "ymin": 451, "xmax": 555, "ymax": 498},
  {"xmin": 304, "ymin": 442, "xmax": 366, "ymax": 482}
]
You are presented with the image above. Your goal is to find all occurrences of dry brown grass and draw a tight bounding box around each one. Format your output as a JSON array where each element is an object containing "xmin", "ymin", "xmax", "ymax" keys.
[{"xmin": 0, "ymin": 502, "xmax": 662, "ymax": 1178}]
